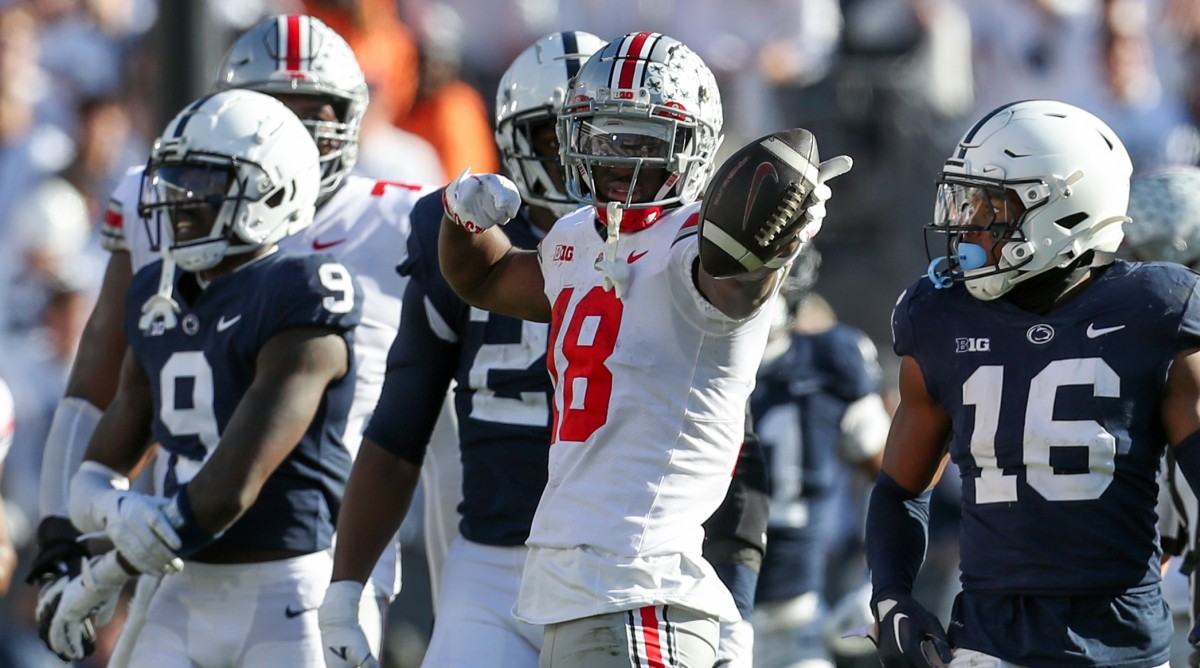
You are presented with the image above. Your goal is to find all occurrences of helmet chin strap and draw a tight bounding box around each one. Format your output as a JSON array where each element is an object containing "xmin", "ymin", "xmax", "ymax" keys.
[
  {"xmin": 594, "ymin": 201, "xmax": 631, "ymax": 298},
  {"xmin": 139, "ymin": 247, "xmax": 182, "ymax": 331}
]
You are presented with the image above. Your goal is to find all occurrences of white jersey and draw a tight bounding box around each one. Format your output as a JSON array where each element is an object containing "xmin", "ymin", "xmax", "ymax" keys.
[
  {"xmin": 102, "ymin": 167, "xmax": 436, "ymax": 598},
  {"xmin": 104, "ymin": 167, "xmax": 433, "ymax": 457},
  {"xmin": 516, "ymin": 203, "xmax": 773, "ymax": 625}
]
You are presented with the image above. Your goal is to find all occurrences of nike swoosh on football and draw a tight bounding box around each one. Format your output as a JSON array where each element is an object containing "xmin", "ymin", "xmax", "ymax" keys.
[
  {"xmin": 1085, "ymin": 323, "xmax": 1125, "ymax": 339},
  {"xmin": 627, "ymin": 250, "xmax": 649, "ymax": 263},
  {"xmin": 216, "ymin": 315, "xmax": 242, "ymax": 332},
  {"xmin": 285, "ymin": 605, "xmax": 315, "ymax": 618},
  {"xmin": 312, "ymin": 238, "xmax": 346, "ymax": 251},
  {"xmin": 741, "ymin": 162, "xmax": 779, "ymax": 231}
]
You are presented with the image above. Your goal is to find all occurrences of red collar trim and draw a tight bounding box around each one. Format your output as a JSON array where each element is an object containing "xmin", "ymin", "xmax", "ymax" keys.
[{"xmin": 595, "ymin": 206, "xmax": 665, "ymax": 233}]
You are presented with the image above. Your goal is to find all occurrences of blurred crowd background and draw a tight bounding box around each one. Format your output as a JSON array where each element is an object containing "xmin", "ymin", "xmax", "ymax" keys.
[{"xmin": 1, "ymin": 0, "xmax": 1200, "ymax": 665}]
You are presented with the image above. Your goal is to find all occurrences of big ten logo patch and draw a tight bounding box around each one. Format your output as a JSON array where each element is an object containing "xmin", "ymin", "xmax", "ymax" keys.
[{"xmin": 955, "ymin": 337, "xmax": 990, "ymax": 353}]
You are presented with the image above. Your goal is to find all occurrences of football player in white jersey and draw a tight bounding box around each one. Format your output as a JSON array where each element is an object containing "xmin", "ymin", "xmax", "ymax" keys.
[
  {"xmin": 439, "ymin": 32, "xmax": 851, "ymax": 667},
  {"xmin": 318, "ymin": 31, "xmax": 606, "ymax": 668},
  {"xmin": 27, "ymin": 13, "xmax": 436, "ymax": 657}
]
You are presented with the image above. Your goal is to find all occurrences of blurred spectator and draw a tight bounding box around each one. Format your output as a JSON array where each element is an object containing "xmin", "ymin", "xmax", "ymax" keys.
[
  {"xmin": 0, "ymin": 6, "xmax": 75, "ymax": 230},
  {"xmin": 959, "ymin": 0, "xmax": 1192, "ymax": 170},
  {"xmin": 301, "ymin": 0, "xmax": 421, "ymax": 133},
  {"xmin": 0, "ymin": 177, "xmax": 101, "ymax": 533},
  {"xmin": 352, "ymin": 80, "xmax": 446, "ymax": 183},
  {"xmin": 398, "ymin": 3, "xmax": 499, "ymax": 176},
  {"xmin": 61, "ymin": 94, "xmax": 147, "ymax": 222}
]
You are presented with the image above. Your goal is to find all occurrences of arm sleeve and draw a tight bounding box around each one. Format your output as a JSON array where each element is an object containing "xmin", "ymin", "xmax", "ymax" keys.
[{"xmin": 865, "ymin": 471, "xmax": 931, "ymax": 599}]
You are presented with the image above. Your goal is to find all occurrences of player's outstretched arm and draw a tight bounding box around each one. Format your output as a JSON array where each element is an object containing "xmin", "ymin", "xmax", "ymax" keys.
[
  {"xmin": 439, "ymin": 173, "xmax": 551, "ymax": 322},
  {"xmin": 697, "ymin": 156, "xmax": 852, "ymax": 319},
  {"xmin": 185, "ymin": 325, "xmax": 351, "ymax": 536}
]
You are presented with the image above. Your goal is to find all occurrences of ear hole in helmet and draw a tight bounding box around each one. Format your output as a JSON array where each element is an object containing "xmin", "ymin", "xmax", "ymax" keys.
[
  {"xmin": 1056, "ymin": 212, "xmax": 1088, "ymax": 229},
  {"xmin": 264, "ymin": 183, "xmax": 289, "ymax": 208}
]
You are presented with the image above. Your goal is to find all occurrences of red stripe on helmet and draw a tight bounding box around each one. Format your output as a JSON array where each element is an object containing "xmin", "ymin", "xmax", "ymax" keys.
[
  {"xmin": 286, "ymin": 15, "xmax": 302, "ymax": 71},
  {"xmin": 619, "ymin": 32, "xmax": 652, "ymax": 89}
]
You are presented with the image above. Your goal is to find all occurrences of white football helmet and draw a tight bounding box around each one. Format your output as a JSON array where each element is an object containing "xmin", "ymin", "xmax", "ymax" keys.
[
  {"xmin": 139, "ymin": 89, "xmax": 320, "ymax": 272},
  {"xmin": 927, "ymin": 100, "xmax": 1132, "ymax": 300},
  {"xmin": 1120, "ymin": 165, "xmax": 1200, "ymax": 268},
  {"xmin": 214, "ymin": 14, "xmax": 367, "ymax": 201},
  {"xmin": 495, "ymin": 31, "xmax": 606, "ymax": 218},
  {"xmin": 558, "ymin": 32, "xmax": 723, "ymax": 216}
]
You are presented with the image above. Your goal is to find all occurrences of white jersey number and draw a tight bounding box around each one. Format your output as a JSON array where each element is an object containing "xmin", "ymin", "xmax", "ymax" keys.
[
  {"xmin": 318, "ymin": 262, "xmax": 355, "ymax": 314},
  {"xmin": 469, "ymin": 307, "xmax": 550, "ymax": 426},
  {"xmin": 158, "ymin": 351, "xmax": 220, "ymax": 487},
  {"xmin": 964, "ymin": 358, "xmax": 1119, "ymax": 504},
  {"xmin": 549, "ymin": 286, "xmax": 623, "ymax": 442}
]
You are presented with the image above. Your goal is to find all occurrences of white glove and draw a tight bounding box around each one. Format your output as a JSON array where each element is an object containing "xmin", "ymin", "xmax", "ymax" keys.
[
  {"xmin": 799, "ymin": 154, "xmax": 854, "ymax": 244},
  {"xmin": 103, "ymin": 491, "xmax": 185, "ymax": 576},
  {"xmin": 38, "ymin": 551, "xmax": 131, "ymax": 661},
  {"xmin": 442, "ymin": 168, "xmax": 521, "ymax": 234},
  {"xmin": 320, "ymin": 580, "xmax": 379, "ymax": 668}
]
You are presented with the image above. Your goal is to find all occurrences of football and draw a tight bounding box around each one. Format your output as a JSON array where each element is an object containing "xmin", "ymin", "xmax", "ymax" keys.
[{"xmin": 698, "ymin": 127, "xmax": 821, "ymax": 278}]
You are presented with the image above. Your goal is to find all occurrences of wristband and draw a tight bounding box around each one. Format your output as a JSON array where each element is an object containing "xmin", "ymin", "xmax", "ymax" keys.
[{"xmin": 164, "ymin": 486, "xmax": 220, "ymax": 558}]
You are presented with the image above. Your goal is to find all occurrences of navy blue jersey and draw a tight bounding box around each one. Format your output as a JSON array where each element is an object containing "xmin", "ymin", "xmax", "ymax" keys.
[
  {"xmin": 365, "ymin": 190, "xmax": 552, "ymax": 546},
  {"xmin": 752, "ymin": 325, "xmax": 881, "ymax": 602},
  {"xmin": 126, "ymin": 251, "xmax": 362, "ymax": 554},
  {"xmin": 894, "ymin": 261, "xmax": 1200, "ymax": 667}
]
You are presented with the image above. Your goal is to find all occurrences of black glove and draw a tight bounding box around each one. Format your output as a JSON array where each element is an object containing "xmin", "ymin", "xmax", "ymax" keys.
[
  {"xmin": 871, "ymin": 593, "xmax": 953, "ymax": 668},
  {"xmin": 25, "ymin": 515, "xmax": 89, "ymax": 585}
]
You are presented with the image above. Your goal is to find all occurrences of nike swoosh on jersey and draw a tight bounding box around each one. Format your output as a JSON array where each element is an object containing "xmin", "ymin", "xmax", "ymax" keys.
[
  {"xmin": 312, "ymin": 238, "xmax": 346, "ymax": 251},
  {"xmin": 1085, "ymin": 323, "xmax": 1125, "ymax": 338},
  {"xmin": 285, "ymin": 605, "xmax": 314, "ymax": 618},
  {"xmin": 216, "ymin": 315, "xmax": 242, "ymax": 332},
  {"xmin": 627, "ymin": 250, "xmax": 649, "ymax": 263}
]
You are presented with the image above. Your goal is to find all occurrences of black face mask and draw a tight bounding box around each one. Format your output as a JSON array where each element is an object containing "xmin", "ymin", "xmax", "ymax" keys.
[{"xmin": 1003, "ymin": 250, "xmax": 1097, "ymax": 314}]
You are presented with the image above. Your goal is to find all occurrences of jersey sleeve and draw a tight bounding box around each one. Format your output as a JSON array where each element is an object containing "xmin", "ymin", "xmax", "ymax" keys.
[
  {"xmin": 1176, "ymin": 269, "xmax": 1200, "ymax": 351},
  {"xmin": 891, "ymin": 283, "xmax": 917, "ymax": 357},
  {"xmin": 100, "ymin": 166, "xmax": 144, "ymax": 253},
  {"xmin": 363, "ymin": 276, "xmax": 459, "ymax": 464},
  {"xmin": 261, "ymin": 254, "xmax": 364, "ymax": 339},
  {"xmin": 396, "ymin": 189, "xmax": 445, "ymax": 285},
  {"xmin": 668, "ymin": 209, "xmax": 762, "ymax": 328}
]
